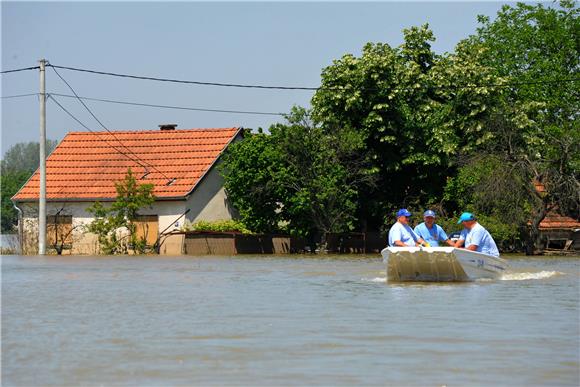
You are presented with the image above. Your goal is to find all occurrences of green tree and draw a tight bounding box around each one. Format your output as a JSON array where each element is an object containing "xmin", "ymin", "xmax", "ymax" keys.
[
  {"xmin": 449, "ymin": 1, "xmax": 579, "ymax": 253},
  {"xmin": 1, "ymin": 140, "xmax": 58, "ymax": 232},
  {"xmin": 1, "ymin": 171, "xmax": 30, "ymax": 232},
  {"xmin": 86, "ymin": 169, "xmax": 155, "ymax": 254},
  {"xmin": 220, "ymin": 128, "xmax": 286, "ymax": 234},
  {"xmin": 221, "ymin": 107, "xmax": 373, "ymax": 244},
  {"xmin": 311, "ymin": 24, "xmax": 503, "ymax": 228},
  {"xmin": 1, "ymin": 140, "xmax": 58, "ymax": 174}
]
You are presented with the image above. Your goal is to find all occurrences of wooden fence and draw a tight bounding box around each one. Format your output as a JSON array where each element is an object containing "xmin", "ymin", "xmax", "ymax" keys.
[
  {"xmin": 182, "ymin": 232, "xmax": 306, "ymax": 255},
  {"xmin": 179, "ymin": 231, "xmax": 386, "ymax": 255}
]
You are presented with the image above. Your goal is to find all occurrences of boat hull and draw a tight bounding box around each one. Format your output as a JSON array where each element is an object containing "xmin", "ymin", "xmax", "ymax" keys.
[{"xmin": 381, "ymin": 247, "xmax": 508, "ymax": 282}]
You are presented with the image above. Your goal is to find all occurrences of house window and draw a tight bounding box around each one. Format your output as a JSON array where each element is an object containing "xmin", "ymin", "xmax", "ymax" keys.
[
  {"xmin": 134, "ymin": 215, "xmax": 159, "ymax": 246},
  {"xmin": 46, "ymin": 215, "xmax": 73, "ymax": 249}
]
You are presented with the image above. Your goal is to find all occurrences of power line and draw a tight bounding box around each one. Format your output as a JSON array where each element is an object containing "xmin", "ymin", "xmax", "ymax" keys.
[
  {"xmin": 2, "ymin": 63, "xmax": 579, "ymax": 91},
  {"xmin": 48, "ymin": 63, "xmax": 580, "ymax": 92},
  {"xmin": 48, "ymin": 64, "xmax": 317, "ymax": 90},
  {"xmin": 1, "ymin": 93, "xmax": 38, "ymax": 99},
  {"xmin": 0, "ymin": 66, "xmax": 40, "ymax": 74},
  {"xmin": 50, "ymin": 93, "xmax": 284, "ymax": 116},
  {"xmin": 49, "ymin": 65, "xmax": 173, "ymax": 181},
  {"xmin": 48, "ymin": 94, "xmax": 152, "ymax": 172}
]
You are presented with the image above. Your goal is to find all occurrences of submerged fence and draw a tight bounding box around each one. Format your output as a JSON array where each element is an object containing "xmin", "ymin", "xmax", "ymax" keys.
[
  {"xmin": 181, "ymin": 231, "xmax": 387, "ymax": 255},
  {"xmin": 183, "ymin": 232, "xmax": 306, "ymax": 255}
]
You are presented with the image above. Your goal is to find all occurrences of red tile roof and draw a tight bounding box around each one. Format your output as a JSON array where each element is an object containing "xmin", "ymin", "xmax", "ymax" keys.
[
  {"xmin": 539, "ymin": 211, "xmax": 580, "ymax": 230},
  {"xmin": 534, "ymin": 181, "xmax": 546, "ymax": 193},
  {"xmin": 13, "ymin": 128, "xmax": 241, "ymax": 201},
  {"xmin": 533, "ymin": 181, "xmax": 580, "ymax": 230}
]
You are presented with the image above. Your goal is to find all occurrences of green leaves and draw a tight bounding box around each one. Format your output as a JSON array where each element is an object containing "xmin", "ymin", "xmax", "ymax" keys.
[
  {"xmin": 220, "ymin": 107, "xmax": 371, "ymax": 240},
  {"xmin": 1, "ymin": 171, "xmax": 31, "ymax": 232},
  {"xmin": 311, "ymin": 24, "xmax": 502, "ymax": 226},
  {"xmin": 1, "ymin": 140, "xmax": 58, "ymax": 175},
  {"xmin": 224, "ymin": 3, "xmax": 578, "ymax": 251},
  {"xmin": 445, "ymin": 1, "xmax": 579, "ymax": 252},
  {"xmin": 182, "ymin": 219, "xmax": 253, "ymax": 234},
  {"xmin": 1, "ymin": 140, "xmax": 58, "ymax": 232},
  {"xmin": 86, "ymin": 168, "xmax": 155, "ymax": 254}
]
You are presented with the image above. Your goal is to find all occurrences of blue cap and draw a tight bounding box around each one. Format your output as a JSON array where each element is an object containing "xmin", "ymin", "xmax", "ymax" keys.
[
  {"xmin": 397, "ymin": 208, "xmax": 412, "ymax": 217},
  {"xmin": 423, "ymin": 210, "xmax": 436, "ymax": 218},
  {"xmin": 457, "ymin": 212, "xmax": 476, "ymax": 224}
]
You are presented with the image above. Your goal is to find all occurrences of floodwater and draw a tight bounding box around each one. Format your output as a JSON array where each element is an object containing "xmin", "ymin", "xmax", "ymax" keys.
[{"xmin": 2, "ymin": 254, "xmax": 579, "ymax": 386}]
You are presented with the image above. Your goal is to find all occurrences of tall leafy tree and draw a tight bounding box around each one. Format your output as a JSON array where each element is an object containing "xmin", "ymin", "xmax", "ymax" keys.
[
  {"xmin": 221, "ymin": 107, "xmax": 373, "ymax": 244},
  {"xmin": 311, "ymin": 24, "xmax": 502, "ymax": 228},
  {"xmin": 448, "ymin": 1, "xmax": 579, "ymax": 253},
  {"xmin": 219, "ymin": 128, "xmax": 286, "ymax": 234}
]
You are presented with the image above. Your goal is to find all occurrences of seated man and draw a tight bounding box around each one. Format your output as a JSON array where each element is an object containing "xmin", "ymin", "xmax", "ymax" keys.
[
  {"xmin": 388, "ymin": 208, "xmax": 427, "ymax": 247},
  {"xmin": 454, "ymin": 212, "xmax": 500, "ymax": 257},
  {"xmin": 414, "ymin": 210, "xmax": 455, "ymax": 247}
]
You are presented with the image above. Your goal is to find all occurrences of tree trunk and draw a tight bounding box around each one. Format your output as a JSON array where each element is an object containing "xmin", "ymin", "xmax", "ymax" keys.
[{"xmin": 525, "ymin": 200, "xmax": 549, "ymax": 255}]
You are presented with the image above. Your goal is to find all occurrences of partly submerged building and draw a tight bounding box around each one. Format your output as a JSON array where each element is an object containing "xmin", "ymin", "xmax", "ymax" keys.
[
  {"xmin": 532, "ymin": 181, "xmax": 580, "ymax": 252},
  {"xmin": 12, "ymin": 125, "xmax": 242, "ymax": 254},
  {"xmin": 538, "ymin": 212, "xmax": 580, "ymax": 251}
]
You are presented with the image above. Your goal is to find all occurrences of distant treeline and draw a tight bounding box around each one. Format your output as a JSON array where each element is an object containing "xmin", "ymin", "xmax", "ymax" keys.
[{"xmin": 1, "ymin": 140, "xmax": 58, "ymax": 233}]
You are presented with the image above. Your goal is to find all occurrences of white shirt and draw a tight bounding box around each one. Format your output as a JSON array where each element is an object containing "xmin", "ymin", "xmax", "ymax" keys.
[
  {"xmin": 460, "ymin": 223, "xmax": 499, "ymax": 257},
  {"xmin": 388, "ymin": 222, "xmax": 420, "ymax": 247}
]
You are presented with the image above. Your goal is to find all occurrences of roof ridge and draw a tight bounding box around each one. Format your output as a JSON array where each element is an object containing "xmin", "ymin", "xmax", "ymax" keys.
[{"xmin": 65, "ymin": 127, "xmax": 239, "ymax": 135}]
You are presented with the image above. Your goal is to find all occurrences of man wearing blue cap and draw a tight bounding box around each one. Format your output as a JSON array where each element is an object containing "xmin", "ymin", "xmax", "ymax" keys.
[
  {"xmin": 454, "ymin": 212, "xmax": 499, "ymax": 257},
  {"xmin": 388, "ymin": 209, "xmax": 428, "ymax": 247},
  {"xmin": 414, "ymin": 210, "xmax": 454, "ymax": 247}
]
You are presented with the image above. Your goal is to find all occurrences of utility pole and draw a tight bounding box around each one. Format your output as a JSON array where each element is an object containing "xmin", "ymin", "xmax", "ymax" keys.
[{"xmin": 38, "ymin": 59, "xmax": 47, "ymax": 255}]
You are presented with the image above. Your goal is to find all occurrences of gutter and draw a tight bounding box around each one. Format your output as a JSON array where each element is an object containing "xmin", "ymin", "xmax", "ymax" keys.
[
  {"xmin": 13, "ymin": 195, "xmax": 190, "ymax": 203},
  {"xmin": 12, "ymin": 202, "xmax": 23, "ymax": 254}
]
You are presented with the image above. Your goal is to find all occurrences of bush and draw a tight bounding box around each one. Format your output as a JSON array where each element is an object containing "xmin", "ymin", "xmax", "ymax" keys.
[{"xmin": 182, "ymin": 219, "xmax": 253, "ymax": 234}]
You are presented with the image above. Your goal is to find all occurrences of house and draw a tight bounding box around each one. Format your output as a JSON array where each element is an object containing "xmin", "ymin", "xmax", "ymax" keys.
[
  {"xmin": 538, "ymin": 212, "xmax": 580, "ymax": 251},
  {"xmin": 533, "ymin": 181, "xmax": 580, "ymax": 251},
  {"xmin": 12, "ymin": 125, "xmax": 242, "ymax": 255}
]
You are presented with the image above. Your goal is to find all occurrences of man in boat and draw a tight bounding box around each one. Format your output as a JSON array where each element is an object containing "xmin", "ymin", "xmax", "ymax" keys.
[
  {"xmin": 414, "ymin": 210, "xmax": 455, "ymax": 247},
  {"xmin": 454, "ymin": 212, "xmax": 500, "ymax": 257},
  {"xmin": 388, "ymin": 209, "xmax": 428, "ymax": 247}
]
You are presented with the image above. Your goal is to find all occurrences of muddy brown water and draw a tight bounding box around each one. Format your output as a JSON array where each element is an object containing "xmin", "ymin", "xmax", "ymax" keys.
[{"xmin": 2, "ymin": 254, "xmax": 579, "ymax": 386}]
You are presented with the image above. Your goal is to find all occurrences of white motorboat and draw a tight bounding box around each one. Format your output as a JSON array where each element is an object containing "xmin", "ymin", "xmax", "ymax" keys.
[{"xmin": 380, "ymin": 246, "xmax": 509, "ymax": 282}]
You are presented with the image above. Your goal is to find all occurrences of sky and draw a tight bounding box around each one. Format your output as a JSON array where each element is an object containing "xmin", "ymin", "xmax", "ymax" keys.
[{"xmin": 1, "ymin": 1, "xmax": 532, "ymax": 154}]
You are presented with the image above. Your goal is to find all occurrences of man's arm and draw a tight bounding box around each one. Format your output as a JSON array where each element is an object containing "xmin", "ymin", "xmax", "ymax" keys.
[
  {"xmin": 445, "ymin": 239, "xmax": 455, "ymax": 247},
  {"xmin": 416, "ymin": 237, "xmax": 428, "ymax": 246},
  {"xmin": 454, "ymin": 239, "xmax": 465, "ymax": 248},
  {"xmin": 410, "ymin": 228, "xmax": 427, "ymax": 246},
  {"xmin": 465, "ymin": 244, "xmax": 478, "ymax": 251}
]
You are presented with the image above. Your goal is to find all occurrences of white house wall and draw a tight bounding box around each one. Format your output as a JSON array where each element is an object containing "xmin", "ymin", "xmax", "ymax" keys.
[
  {"xmin": 18, "ymin": 200, "xmax": 188, "ymax": 255},
  {"xmin": 184, "ymin": 162, "xmax": 238, "ymax": 223}
]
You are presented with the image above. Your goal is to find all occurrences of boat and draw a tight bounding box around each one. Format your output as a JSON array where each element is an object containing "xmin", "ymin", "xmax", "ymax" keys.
[{"xmin": 380, "ymin": 246, "xmax": 509, "ymax": 282}]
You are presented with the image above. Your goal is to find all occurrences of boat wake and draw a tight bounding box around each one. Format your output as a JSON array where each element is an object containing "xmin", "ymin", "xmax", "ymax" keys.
[
  {"xmin": 363, "ymin": 270, "xmax": 564, "ymax": 283},
  {"xmin": 499, "ymin": 270, "xmax": 564, "ymax": 281},
  {"xmin": 364, "ymin": 277, "xmax": 387, "ymax": 283}
]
